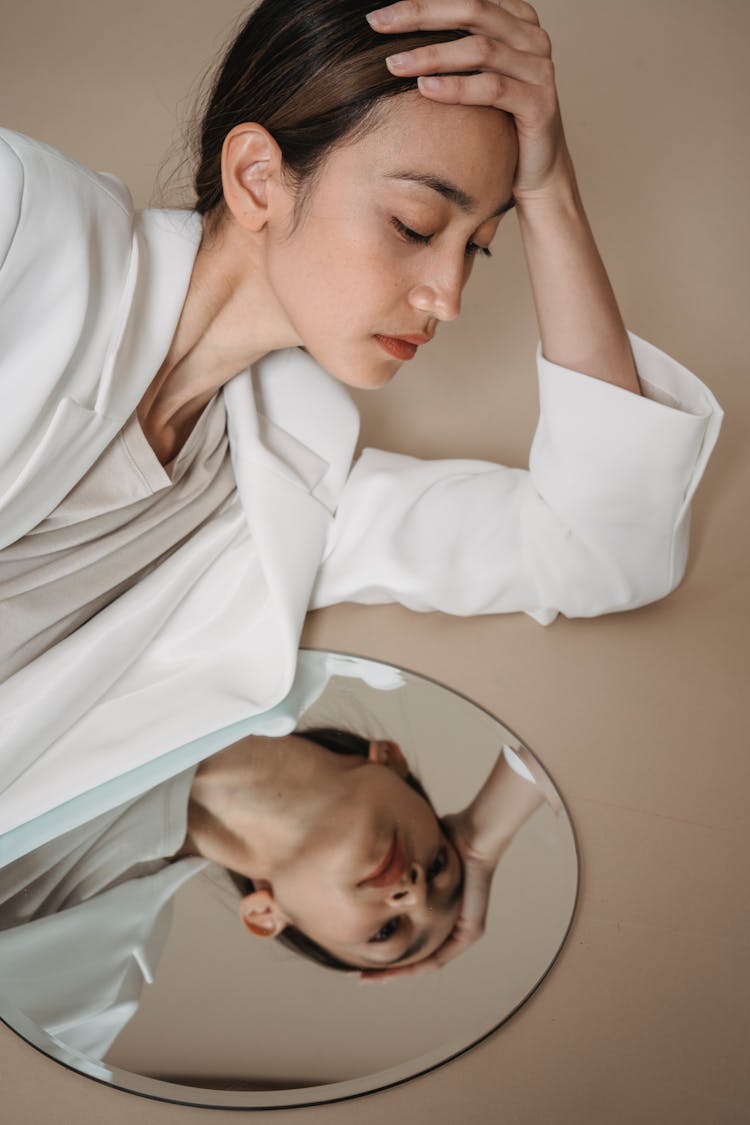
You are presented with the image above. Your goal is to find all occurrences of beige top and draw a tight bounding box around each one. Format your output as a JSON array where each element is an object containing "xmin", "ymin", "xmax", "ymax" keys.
[{"xmin": 0, "ymin": 395, "xmax": 236, "ymax": 682}]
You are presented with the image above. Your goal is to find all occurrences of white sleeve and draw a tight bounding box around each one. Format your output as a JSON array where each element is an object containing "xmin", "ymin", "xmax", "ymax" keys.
[
  {"xmin": 0, "ymin": 132, "xmax": 23, "ymax": 269},
  {"xmin": 309, "ymin": 331, "xmax": 723, "ymax": 624},
  {"xmin": 0, "ymin": 129, "xmax": 133, "ymax": 540}
]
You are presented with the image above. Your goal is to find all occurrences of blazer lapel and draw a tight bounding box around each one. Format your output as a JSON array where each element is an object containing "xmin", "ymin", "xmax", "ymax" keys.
[
  {"xmin": 94, "ymin": 209, "xmax": 203, "ymax": 421},
  {"xmin": 1, "ymin": 209, "xmax": 203, "ymax": 546},
  {"xmin": 223, "ymin": 348, "xmax": 359, "ymax": 690}
]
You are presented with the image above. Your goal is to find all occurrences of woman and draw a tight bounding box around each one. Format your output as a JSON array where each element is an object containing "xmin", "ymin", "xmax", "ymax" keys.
[
  {"xmin": 0, "ymin": 722, "xmax": 549, "ymax": 1060},
  {"xmin": 0, "ymin": 728, "xmax": 462, "ymax": 970},
  {"xmin": 0, "ymin": 0, "xmax": 722, "ymax": 968}
]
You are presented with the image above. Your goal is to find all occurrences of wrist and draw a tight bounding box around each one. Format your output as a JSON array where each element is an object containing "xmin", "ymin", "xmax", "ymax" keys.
[
  {"xmin": 514, "ymin": 150, "xmax": 582, "ymax": 217},
  {"xmin": 456, "ymin": 805, "xmax": 513, "ymax": 869}
]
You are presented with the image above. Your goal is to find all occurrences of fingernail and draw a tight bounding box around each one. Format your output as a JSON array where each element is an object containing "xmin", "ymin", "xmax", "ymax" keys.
[
  {"xmin": 417, "ymin": 76, "xmax": 441, "ymax": 92},
  {"xmin": 385, "ymin": 52, "xmax": 411, "ymax": 71},
  {"xmin": 366, "ymin": 8, "xmax": 395, "ymax": 27}
]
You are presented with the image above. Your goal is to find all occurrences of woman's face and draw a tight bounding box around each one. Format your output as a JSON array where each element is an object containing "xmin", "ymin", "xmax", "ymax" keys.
[
  {"xmin": 248, "ymin": 743, "xmax": 464, "ymax": 970},
  {"xmin": 263, "ymin": 91, "xmax": 518, "ymax": 389}
]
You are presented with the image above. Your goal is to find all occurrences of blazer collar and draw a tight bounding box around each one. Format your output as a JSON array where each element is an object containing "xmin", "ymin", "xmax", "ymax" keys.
[
  {"xmin": 98, "ymin": 207, "xmax": 361, "ymax": 504},
  {"xmin": 225, "ymin": 347, "xmax": 360, "ymax": 510},
  {"xmin": 222, "ymin": 350, "xmax": 360, "ymax": 700},
  {"xmin": 95, "ymin": 208, "xmax": 203, "ymax": 422}
]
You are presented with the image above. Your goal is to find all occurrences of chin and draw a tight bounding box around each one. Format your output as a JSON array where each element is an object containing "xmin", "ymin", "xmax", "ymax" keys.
[
  {"xmin": 345, "ymin": 368, "xmax": 398, "ymax": 391},
  {"xmin": 306, "ymin": 345, "xmax": 399, "ymax": 391}
]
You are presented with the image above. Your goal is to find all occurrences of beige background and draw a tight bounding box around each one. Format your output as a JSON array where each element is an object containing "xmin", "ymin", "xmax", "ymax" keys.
[{"xmin": 1, "ymin": 1, "xmax": 748, "ymax": 1122}]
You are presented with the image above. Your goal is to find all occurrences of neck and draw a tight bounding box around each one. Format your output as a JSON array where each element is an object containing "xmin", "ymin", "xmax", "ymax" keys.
[
  {"xmin": 137, "ymin": 216, "xmax": 301, "ymax": 454},
  {"xmin": 179, "ymin": 734, "xmax": 358, "ymax": 879}
]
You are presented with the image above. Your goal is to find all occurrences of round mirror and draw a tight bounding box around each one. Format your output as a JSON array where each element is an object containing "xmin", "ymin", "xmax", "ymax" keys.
[{"xmin": 0, "ymin": 650, "xmax": 578, "ymax": 1108}]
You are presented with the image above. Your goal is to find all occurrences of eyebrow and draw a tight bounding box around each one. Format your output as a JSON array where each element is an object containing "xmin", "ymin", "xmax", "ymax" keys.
[
  {"xmin": 384, "ymin": 171, "xmax": 516, "ymax": 220},
  {"xmin": 377, "ymin": 862, "xmax": 466, "ymax": 968}
]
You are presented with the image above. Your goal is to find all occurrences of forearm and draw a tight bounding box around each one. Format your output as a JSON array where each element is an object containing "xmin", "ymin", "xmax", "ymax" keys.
[
  {"xmin": 463, "ymin": 748, "xmax": 548, "ymax": 867},
  {"xmin": 515, "ymin": 153, "xmax": 642, "ymax": 396}
]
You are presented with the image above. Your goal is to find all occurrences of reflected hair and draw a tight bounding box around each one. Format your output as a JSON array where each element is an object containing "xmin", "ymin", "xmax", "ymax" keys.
[
  {"xmin": 226, "ymin": 726, "xmax": 439, "ymax": 973},
  {"xmin": 193, "ymin": 0, "xmax": 470, "ymax": 230}
]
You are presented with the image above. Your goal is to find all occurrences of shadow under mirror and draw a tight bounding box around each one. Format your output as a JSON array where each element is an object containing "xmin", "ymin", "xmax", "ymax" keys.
[{"xmin": 0, "ymin": 650, "xmax": 579, "ymax": 1109}]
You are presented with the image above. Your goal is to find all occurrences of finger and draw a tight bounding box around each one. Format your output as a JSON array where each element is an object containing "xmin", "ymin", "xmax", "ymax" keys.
[
  {"xmin": 366, "ymin": 1, "xmax": 551, "ymax": 59},
  {"xmin": 385, "ymin": 35, "xmax": 553, "ymax": 87},
  {"xmin": 416, "ymin": 70, "xmax": 552, "ymax": 127},
  {"xmin": 449, "ymin": 876, "xmax": 492, "ymax": 937},
  {"xmin": 358, "ymin": 957, "xmax": 440, "ymax": 983},
  {"xmin": 498, "ymin": 0, "xmax": 541, "ymax": 26},
  {"xmin": 359, "ymin": 950, "xmax": 452, "ymax": 982},
  {"xmin": 357, "ymin": 928, "xmax": 473, "ymax": 983}
]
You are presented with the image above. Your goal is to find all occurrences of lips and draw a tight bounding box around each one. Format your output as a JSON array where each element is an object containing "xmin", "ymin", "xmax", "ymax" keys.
[
  {"xmin": 374, "ymin": 330, "xmax": 434, "ymax": 360},
  {"xmin": 359, "ymin": 831, "xmax": 408, "ymax": 888},
  {"xmin": 374, "ymin": 335, "xmax": 419, "ymax": 361},
  {"xmin": 393, "ymin": 333, "xmax": 433, "ymax": 345}
]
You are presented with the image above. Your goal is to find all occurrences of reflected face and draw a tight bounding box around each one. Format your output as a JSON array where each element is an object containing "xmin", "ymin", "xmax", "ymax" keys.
[
  {"xmin": 265, "ymin": 90, "xmax": 518, "ymax": 389},
  {"xmin": 266, "ymin": 752, "xmax": 463, "ymax": 970}
]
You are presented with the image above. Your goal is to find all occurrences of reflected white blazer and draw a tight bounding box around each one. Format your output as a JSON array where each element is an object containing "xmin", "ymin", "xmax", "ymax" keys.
[
  {"xmin": 0, "ymin": 129, "xmax": 723, "ymax": 833},
  {"xmin": 0, "ymin": 858, "xmax": 206, "ymax": 1060}
]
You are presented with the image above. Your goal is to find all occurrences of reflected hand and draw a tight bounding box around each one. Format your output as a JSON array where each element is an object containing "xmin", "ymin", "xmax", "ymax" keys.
[
  {"xmin": 366, "ymin": 0, "xmax": 571, "ymax": 200},
  {"xmin": 357, "ymin": 809, "xmax": 504, "ymax": 983}
]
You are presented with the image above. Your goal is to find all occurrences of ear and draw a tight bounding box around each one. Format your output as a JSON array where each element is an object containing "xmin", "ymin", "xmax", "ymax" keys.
[
  {"xmin": 367, "ymin": 739, "xmax": 409, "ymax": 778},
  {"xmin": 221, "ymin": 123, "xmax": 285, "ymax": 233},
  {"xmin": 238, "ymin": 887, "xmax": 290, "ymax": 939}
]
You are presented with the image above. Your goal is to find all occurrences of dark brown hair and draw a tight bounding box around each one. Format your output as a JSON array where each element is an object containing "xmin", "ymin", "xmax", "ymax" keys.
[
  {"xmin": 227, "ymin": 726, "xmax": 442, "ymax": 973},
  {"xmin": 193, "ymin": 0, "xmax": 470, "ymax": 228}
]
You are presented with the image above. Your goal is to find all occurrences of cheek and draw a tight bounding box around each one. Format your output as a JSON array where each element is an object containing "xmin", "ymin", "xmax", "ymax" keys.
[
  {"xmin": 280, "ymin": 220, "xmax": 405, "ymax": 324},
  {"xmin": 285, "ymin": 880, "xmax": 373, "ymax": 946},
  {"xmin": 406, "ymin": 799, "xmax": 443, "ymax": 861}
]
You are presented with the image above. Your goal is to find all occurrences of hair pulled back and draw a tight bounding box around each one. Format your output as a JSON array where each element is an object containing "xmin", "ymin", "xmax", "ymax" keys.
[{"xmin": 194, "ymin": 0, "xmax": 469, "ymax": 226}]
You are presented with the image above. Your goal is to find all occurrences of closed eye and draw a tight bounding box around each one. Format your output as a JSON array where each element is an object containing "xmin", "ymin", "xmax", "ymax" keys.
[
  {"xmin": 426, "ymin": 845, "xmax": 449, "ymax": 882},
  {"xmin": 390, "ymin": 217, "xmax": 492, "ymax": 259},
  {"xmin": 368, "ymin": 845, "xmax": 448, "ymax": 943},
  {"xmin": 369, "ymin": 916, "xmax": 402, "ymax": 944},
  {"xmin": 391, "ymin": 217, "xmax": 431, "ymax": 246}
]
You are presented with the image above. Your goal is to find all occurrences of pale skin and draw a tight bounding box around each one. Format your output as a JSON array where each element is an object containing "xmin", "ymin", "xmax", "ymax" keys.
[
  {"xmin": 177, "ymin": 734, "xmax": 464, "ymax": 970},
  {"xmin": 360, "ymin": 743, "xmax": 562, "ymax": 982},
  {"xmin": 177, "ymin": 732, "xmax": 552, "ymax": 975},
  {"xmin": 137, "ymin": 0, "xmax": 639, "ymax": 464},
  {"xmin": 137, "ymin": 94, "xmax": 520, "ymax": 464},
  {"xmin": 142, "ymin": 0, "xmax": 640, "ymax": 973},
  {"xmin": 369, "ymin": 0, "xmax": 641, "ymax": 394}
]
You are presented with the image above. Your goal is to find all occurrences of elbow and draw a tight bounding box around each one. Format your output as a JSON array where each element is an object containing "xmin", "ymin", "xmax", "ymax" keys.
[
  {"xmin": 535, "ymin": 522, "xmax": 692, "ymax": 620},
  {"xmin": 628, "ymin": 514, "xmax": 692, "ymax": 611}
]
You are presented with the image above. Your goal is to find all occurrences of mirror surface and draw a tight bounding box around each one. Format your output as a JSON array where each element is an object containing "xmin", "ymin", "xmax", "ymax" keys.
[{"xmin": 0, "ymin": 650, "xmax": 578, "ymax": 1108}]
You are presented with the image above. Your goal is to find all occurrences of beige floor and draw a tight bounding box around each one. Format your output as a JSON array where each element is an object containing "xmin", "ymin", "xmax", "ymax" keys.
[{"xmin": 1, "ymin": 2, "xmax": 748, "ymax": 1122}]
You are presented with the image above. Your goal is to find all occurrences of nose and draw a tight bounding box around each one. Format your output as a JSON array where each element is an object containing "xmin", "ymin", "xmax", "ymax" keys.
[
  {"xmin": 408, "ymin": 260, "xmax": 464, "ymax": 323},
  {"xmin": 386, "ymin": 862, "xmax": 427, "ymax": 910}
]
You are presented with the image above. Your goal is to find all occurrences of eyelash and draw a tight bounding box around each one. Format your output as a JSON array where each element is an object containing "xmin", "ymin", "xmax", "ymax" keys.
[
  {"xmin": 370, "ymin": 917, "xmax": 401, "ymax": 944},
  {"xmin": 369, "ymin": 846, "xmax": 449, "ymax": 944},
  {"xmin": 427, "ymin": 846, "xmax": 449, "ymax": 882},
  {"xmin": 391, "ymin": 217, "xmax": 492, "ymax": 259}
]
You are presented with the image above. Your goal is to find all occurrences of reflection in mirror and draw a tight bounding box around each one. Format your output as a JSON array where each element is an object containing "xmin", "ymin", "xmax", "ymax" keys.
[{"xmin": 0, "ymin": 651, "xmax": 578, "ymax": 1109}]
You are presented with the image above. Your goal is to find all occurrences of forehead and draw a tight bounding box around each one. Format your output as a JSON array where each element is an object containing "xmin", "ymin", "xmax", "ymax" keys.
[{"xmin": 335, "ymin": 90, "xmax": 518, "ymax": 200}]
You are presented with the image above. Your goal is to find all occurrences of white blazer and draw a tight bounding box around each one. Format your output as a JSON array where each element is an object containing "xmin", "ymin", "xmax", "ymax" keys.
[
  {"xmin": 0, "ymin": 129, "xmax": 723, "ymax": 836},
  {"xmin": 0, "ymin": 858, "xmax": 206, "ymax": 1059}
]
